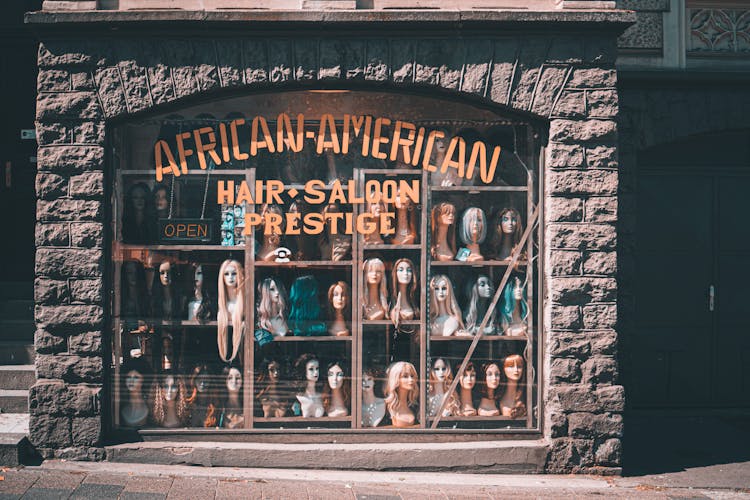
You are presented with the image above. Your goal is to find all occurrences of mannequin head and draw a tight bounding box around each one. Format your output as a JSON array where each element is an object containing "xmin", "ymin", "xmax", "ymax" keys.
[
  {"xmin": 362, "ymin": 258, "xmax": 389, "ymax": 312},
  {"xmin": 362, "ymin": 366, "xmax": 384, "ymax": 397},
  {"xmin": 294, "ymin": 353, "xmax": 320, "ymax": 391},
  {"xmin": 327, "ymin": 281, "xmax": 351, "ymax": 317},
  {"xmin": 500, "ymin": 354, "xmax": 527, "ymax": 413},
  {"xmin": 189, "ymin": 364, "xmax": 213, "ymax": 395},
  {"xmin": 217, "ymin": 259, "xmax": 245, "ymax": 363},
  {"xmin": 150, "ymin": 371, "xmax": 189, "ymax": 426},
  {"xmin": 430, "ymin": 202, "xmax": 457, "ymax": 257},
  {"xmin": 158, "ymin": 261, "xmax": 172, "ymax": 287},
  {"xmin": 480, "ymin": 362, "xmax": 501, "ymax": 398},
  {"xmin": 429, "ymin": 357, "xmax": 454, "ymax": 393},
  {"xmin": 459, "ymin": 362, "xmax": 477, "ymax": 390},
  {"xmin": 464, "ymin": 274, "xmax": 497, "ymax": 333},
  {"xmin": 322, "ymin": 360, "xmax": 351, "ymax": 410},
  {"xmin": 150, "ymin": 260, "xmax": 179, "ymax": 320},
  {"xmin": 186, "ymin": 263, "xmax": 215, "ymax": 321},
  {"xmin": 384, "ymin": 361, "xmax": 419, "ymax": 409},
  {"xmin": 153, "ymin": 184, "xmax": 169, "ymax": 215},
  {"xmin": 259, "ymin": 204, "xmax": 285, "ymax": 247},
  {"xmin": 500, "ymin": 276, "xmax": 529, "ymax": 322},
  {"xmin": 459, "ymin": 207, "xmax": 487, "ymax": 245},
  {"xmin": 428, "ymin": 275, "xmax": 464, "ymax": 327},
  {"xmin": 127, "ymin": 182, "xmax": 150, "ymax": 214},
  {"xmin": 121, "ymin": 261, "xmax": 146, "ymax": 315},
  {"xmin": 390, "ymin": 258, "xmax": 418, "ymax": 312},
  {"xmin": 223, "ymin": 365, "xmax": 243, "ymax": 393},
  {"xmin": 288, "ymin": 275, "xmax": 322, "ymax": 322},
  {"xmin": 193, "ymin": 264, "xmax": 204, "ymax": 289},
  {"xmin": 490, "ymin": 208, "xmax": 524, "ymax": 257},
  {"xmin": 257, "ymin": 277, "xmax": 288, "ymax": 331},
  {"xmin": 122, "ymin": 357, "xmax": 152, "ymax": 395}
]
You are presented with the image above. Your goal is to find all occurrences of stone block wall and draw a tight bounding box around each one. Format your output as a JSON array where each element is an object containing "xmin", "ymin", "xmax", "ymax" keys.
[{"xmin": 31, "ymin": 23, "xmax": 627, "ymax": 471}]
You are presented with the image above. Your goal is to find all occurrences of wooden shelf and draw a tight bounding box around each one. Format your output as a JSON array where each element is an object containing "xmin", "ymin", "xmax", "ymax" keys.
[
  {"xmin": 429, "ymin": 415, "xmax": 526, "ymax": 422},
  {"xmin": 429, "ymin": 260, "xmax": 528, "ymax": 267},
  {"xmin": 254, "ymin": 416, "xmax": 352, "ymax": 423},
  {"xmin": 118, "ymin": 244, "xmax": 245, "ymax": 252},
  {"xmin": 254, "ymin": 260, "xmax": 352, "ymax": 268},
  {"xmin": 431, "ymin": 185, "xmax": 527, "ymax": 193},
  {"xmin": 429, "ymin": 335, "xmax": 527, "ymax": 342},
  {"xmin": 363, "ymin": 244, "xmax": 421, "ymax": 250},
  {"xmin": 363, "ymin": 320, "xmax": 421, "ymax": 326},
  {"xmin": 273, "ymin": 335, "xmax": 352, "ymax": 342}
]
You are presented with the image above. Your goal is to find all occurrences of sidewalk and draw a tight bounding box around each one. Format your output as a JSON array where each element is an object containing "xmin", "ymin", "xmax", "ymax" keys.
[{"xmin": 1, "ymin": 460, "xmax": 748, "ymax": 499}]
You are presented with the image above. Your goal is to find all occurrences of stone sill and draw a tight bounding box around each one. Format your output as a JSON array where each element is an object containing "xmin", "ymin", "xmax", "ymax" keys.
[{"xmin": 26, "ymin": 9, "xmax": 636, "ymax": 28}]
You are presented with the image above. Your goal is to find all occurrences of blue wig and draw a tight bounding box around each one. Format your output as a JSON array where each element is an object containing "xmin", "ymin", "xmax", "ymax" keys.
[
  {"xmin": 499, "ymin": 277, "xmax": 528, "ymax": 326},
  {"xmin": 289, "ymin": 275, "xmax": 326, "ymax": 336}
]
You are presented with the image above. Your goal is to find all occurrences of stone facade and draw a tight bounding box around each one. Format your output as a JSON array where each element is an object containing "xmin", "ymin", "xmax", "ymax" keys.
[{"xmin": 30, "ymin": 12, "xmax": 631, "ymax": 472}]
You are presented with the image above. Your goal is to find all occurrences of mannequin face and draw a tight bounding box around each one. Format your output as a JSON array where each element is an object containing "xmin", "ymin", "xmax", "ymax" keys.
[
  {"xmin": 434, "ymin": 134, "xmax": 447, "ymax": 153},
  {"xmin": 513, "ymin": 279, "xmax": 524, "ymax": 300},
  {"xmin": 394, "ymin": 190, "xmax": 412, "ymax": 210},
  {"xmin": 328, "ymin": 364, "xmax": 344, "ymax": 390},
  {"xmin": 124, "ymin": 263, "xmax": 138, "ymax": 287},
  {"xmin": 269, "ymin": 280, "xmax": 280, "ymax": 303},
  {"xmin": 195, "ymin": 372, "xmax": 209, "ymax": 393},
  {"xmin": 501, "ymin": 211, "xmax": 518, "ymax": 235},
  {"xmin": 440, "ymin": 205, "xmax": 455, "ymax": 226},
  {"xmin": 268, "ymin": 362, "xmax": 280, "ymax": 383},
  {"xmin": 267, "ymin": 232, "xmax": 281, "ymax": 246},
  {"xmin": 366, "ymin": 262, "xmax": 383, "ymax": 285},
  {"xmin": 485, "ymin": 364, "xmax": 501, "ymax": 390},
  {"xmin": 369, "ymin": 201, "xmax": 383, "ymax": 217},
  {"xmin": 399, "ymin": 366, "xmax": 416, "ymax": 391},
  {"xmin": 332, "ymin": 284, "xmax": 346, "ymax": 311},
  {"xmin": 477, "ymin": 276, "xmax": 493, "ymax": 299},
  {"xmin": 125, "ymin": 370, "xmax": 143, "ymax": 392},
  {"xmin": 155, "ymin": 189, "xmax": 168, "ymax": 212},
  {"xmin": 131, "ymin": 186, "xmax": 146, "ymax": 212},
  {"xmin": 194, "ymin": 265, "xmax": 203, "ymax": 288},
  {"xmin": 432, "ymin": 358, "xmax": 449, "ymax": 382},
  {"xmin": 163, "ymin": 375, "xmax": 178, "ymax": 401},
  {"xmin": 223, "ymin": 264, "xmax": 238, "ymax": 288},
  {"xmin": 460, "ymin": 368, "xmax": 476, "ymax": 390},
  {"xmin": 305, "ymin": 359, "xmax": 320, "ymax": 382},
  {"xmin": 434, "ymin": 278, "xmax": 449, "ymax": 303},
  {"xmin": 396, "ymin": 261, "xmax": 413, "ymax": 285},
  {"xmin": 226, "ymin": 367, "xmax": 242, "ymax": 392},
  {"xmin": 362, "ymin": 374, "xmax": 375, "ymax": 392},
  {"xmin": 159, "ymin": 262, "xmax": 172, "ymax": 286},
  {"xmin": 504, "ymin": 358, "xmax": 523, "ymax": 382}
]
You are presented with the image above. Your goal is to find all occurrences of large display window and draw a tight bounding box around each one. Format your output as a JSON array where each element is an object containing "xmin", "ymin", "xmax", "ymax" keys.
[{"xmin": 110, "ymin": 90, "xmax": 541, "ymax": 434}]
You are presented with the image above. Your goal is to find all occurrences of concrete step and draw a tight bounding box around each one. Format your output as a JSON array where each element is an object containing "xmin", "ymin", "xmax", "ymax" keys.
[
  {"xmin": 0, "ymin": 342, "xmax": 35, "ymax": 364},
  {"xmin": 0, "ymin": 365, "xmax": 35, "ymax": 390},
  {"xmin": 0, "ymin": 390, "xmax": 28, "ymax": 413},
  {"xmin": 106, "ymin": 439, "xmax": 548, "ymax": 473},
  {"xmin": 0, "ymin": 299, "xmax": 34, "ymax": 321},
  {"xmin": 0, "ymin": 319, "xmax": 35, "ymax": 341},
  {"xmin": 0, "ymin": 433, "xmax": 36, "ymax": 467},
  {"xmin": 0, "ymin": 282, "xmax": 33, "ymax": 301}
]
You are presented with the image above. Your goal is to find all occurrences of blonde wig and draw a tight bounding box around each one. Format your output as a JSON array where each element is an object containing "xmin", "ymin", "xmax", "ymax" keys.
[
  {"xmin": 257, "ymin": 277, "xmax": 288, "ymax": 332},
  {"xmin": 430, "ymin": 202, "xmax": 456, "ymax": 259},
  {"xmin": 428, "ymin": 274, "xmax": 465, "ymax": 329},
  {"xmin": 459, "ymin": 207, "xmax": 487, "ymax": 245},
  {"xmin": 464, "ymin": 275, "xmax": 497, "ymax": 334},
  {"xmin": 217, "ymin": 259, "xmax": 245, "ymax": 363},
  {"xmin": 384, "ymin": 361, "xmax": 419, "ymax": 414},
  {"xmin": 150, "ymin": 374, "xmax": 190, "ymax": 426},
  {"xmin": 362, "ymin": 258, "xmax": 389, "ymax": 315},
  {"xmin": 489, "ymin": 208, "xmax": 524, "ymax": 259}
]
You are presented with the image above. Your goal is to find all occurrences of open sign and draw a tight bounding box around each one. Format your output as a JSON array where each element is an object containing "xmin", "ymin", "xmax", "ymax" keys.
[{"xmin": 158, "ymin": 218, "xmax": 213, "ymax": 243}]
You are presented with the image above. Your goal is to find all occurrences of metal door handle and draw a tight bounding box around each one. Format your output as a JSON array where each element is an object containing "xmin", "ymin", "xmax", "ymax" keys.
[{"xmin": 709, "ymin": 285, "xmax": 715, "ymax": 312}]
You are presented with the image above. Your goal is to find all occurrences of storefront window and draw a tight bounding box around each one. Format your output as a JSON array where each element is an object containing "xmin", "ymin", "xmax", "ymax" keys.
[{"xmin": 111, "ymin": 90, "xmax": 540, "ymax": 433}]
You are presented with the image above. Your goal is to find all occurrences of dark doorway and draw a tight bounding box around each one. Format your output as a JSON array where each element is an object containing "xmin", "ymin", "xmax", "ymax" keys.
[{"xmin": 632, "ymin": 130, "xmax": 750, "ymax": 410}]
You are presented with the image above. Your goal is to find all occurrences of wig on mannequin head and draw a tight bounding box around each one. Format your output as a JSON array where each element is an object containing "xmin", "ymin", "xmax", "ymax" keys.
[
  {"xmin": 217, "ymin": 259, "xmax": 245, "ymax": 363},
  {"xmin": 327, "ymin": 281, "xmax": 351, "ymax": 319},
  {"xmin": 186, "ymin": 263, "xmax": 215, "ymax": 322},
  {"xmin": 489, "ymin": 207, "xmax": 524, "ymax": 258},
  {"xmin": 464, "ymin": 275, "xmax": 497, "ymax": 334},
  {"xmin": 428, "ymin": 357, "xmax": 460, "ymax": 415},
  {"xmin": 479, "ymin": 362, "xmax": 502, "ymax": 401},
  {"xmin": 322, "ymin": 359, "xmax": 351, "ymax": 410},
  {"xmin": 500, "ymin": 277, "xmax": 529, "ymax": 325},
  {"xmin": 121, "ymin": 260, "xmax": 147, "ymax": 316},
  {"xmin": 363, "ymin": 365, "xmax": 385, "ymax": 398},
  {"xmin": 293, "ymin": 352, "xmax": 320, "ymax": 393},
  {"xmin": 390, "ymin": 258, "xmax": 419, "ymax": 316},
  {"xmin": 289, "ymin": 275, "xmax": 321, "ymax": 321},
  {"xmin": 430, "ymin": 202, "xmax": 457, "ymax": 259},
  {"xmin": 257, "ymin": 277, "xmax": 288, "ymax": 331},
  {"xmin": 122, "ymin": 182, "xmax": 154, "ymax": 243},
  {"xmin": 428, "ymin": 274, "xmax": 465, "ymax": 329},
  {"xmin": 500, "ymin": 354, "xmax": 527, "ymax": 416},
  {"xmin": 362, "ymin": 258, "xmax": 389, "ymax": 313},
  {"xmin": 384, "ymin": 361, "xmax": 419, "ymax": 410},
  {"xmin": 150, "ymin": 259, "xmax": 180, "ymax": 320},
  {"xmin": 459, "ymin": 207, "xmax": 487, "ymax": 245},
  {"xmin": 149, "ymin": 370, "xmax": 190, "ymax": 426}
]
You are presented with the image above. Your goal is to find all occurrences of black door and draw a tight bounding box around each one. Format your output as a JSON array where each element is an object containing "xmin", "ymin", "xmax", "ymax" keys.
[{"xmin": 633, "ymin": 131, "xmax": 750, "ymax": 409}]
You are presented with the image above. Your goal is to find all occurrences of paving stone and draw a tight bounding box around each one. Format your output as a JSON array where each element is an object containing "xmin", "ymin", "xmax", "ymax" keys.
[
  {"xmin": 262, "ymin": 480, "xmax": 309, "ymax": 499},
  {"xmin": 70, "ymin": 482, "xmax": 124, "ymax": 499},
  {"xmin": 166, "ymin": 477, "xmax": 216, "ymax": 500},
  {"xmin": 0, "ymin": 470, "xmax": 39, "ymax": 496},
  {"xmin": 121, "ymin": 492, "xmax": 168, "ymax": 500},
  {"xmin": 123, "ymin": 476, "xmax": 173, "ymax": 494},
  {"xmin": 20, "ymin": 488, "xmax": 73, "ymax": 500},
  {"xmin": 393, "ymin": 485, "xmax": 447, "ymax": 500},
  {"xmin": 307, "ymin": 483, "xmax": 355, "ymax": 500},
  {"xmin": 32, "ymin": 470, "xmax": 84, "ymax": 490},
  {"xmin": 215, "ymin": 478, "xmax": 262, "ymax": 499},
  {"xmin": 82, "ymin": 472, "xmax": 129, "ymax": 486}
]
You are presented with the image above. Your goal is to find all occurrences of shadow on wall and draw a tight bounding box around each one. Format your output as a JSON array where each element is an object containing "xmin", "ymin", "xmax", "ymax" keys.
[{"xmin": 623, "ymin": 414, "xmax": 750, "ymax": 476}]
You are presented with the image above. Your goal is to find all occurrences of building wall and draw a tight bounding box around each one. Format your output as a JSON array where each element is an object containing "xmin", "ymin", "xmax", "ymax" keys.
[{"xmin": 29, "ymin": 14, "xmax": 629, "ymax": 472}]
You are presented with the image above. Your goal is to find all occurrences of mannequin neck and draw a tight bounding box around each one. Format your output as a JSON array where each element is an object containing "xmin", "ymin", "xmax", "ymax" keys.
[
  {"xmin": 363, "ymin": 387, "xmax": 377, "ymax": 405},
  {"xmin": 333, "ymin": 307, "xmax": 345, "ymax": 321},
  {"xmin": 511, "ymin": 298, "xmax": 523, "ymax": 322},
  {"xmin": 500, "ymin": 236, "xmax": 514, "ymax": 258},
  {"xmin": 194, "ymin": 284, "xmax": 202, "ymax": 301},
  {"xmin": 460, "ymin": 385, "xmax": 473, "ymax": 404},
  {"xmin": 305, "ymin": 380, "xmax": 318, "ymax": 395},
  {"xmin": 128, "ymin": 387, "xmax": 145, "ymax": 405},
  {"xmin": 396, "ymin": 207, "xmax": 409, "ymax": 232},
  {"xmin": 163, "ymin": 398, "xmax": 178, "ymax": 423},
  {"xmin": 437, "ymin": 223, "xmax": 449, "ymax": 244},
  {"xmin": 485, "ymin": 387, "xmax": 496, "ymax": 400},
  {"xmin": 226, "ymin": 286, "xmax": 238, "ymax": 303},
  {"xmin": 397, "ymin": 283, "xmax": 410, "ymax": 304},
  {"xmin": 226, "ymin": 390, "xmax": 241, "ymax": 408},
  {"xmin": 431, "ymin": 380, "xmax": 445, "ymax": 396},
  {"xmin": 367, "ymin": 283, "xmax": 381, "ymax": 307},
  {"xmin": 435, "ymin": 298, "xmax": 449, "ymax": 317},
  {"xmin": 396, "ymin": 387, "xmax": 410, "ymax": 409},
  {"xmin": 329, "ymin": 386, "xmax": 345, "ymax": 408}
]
